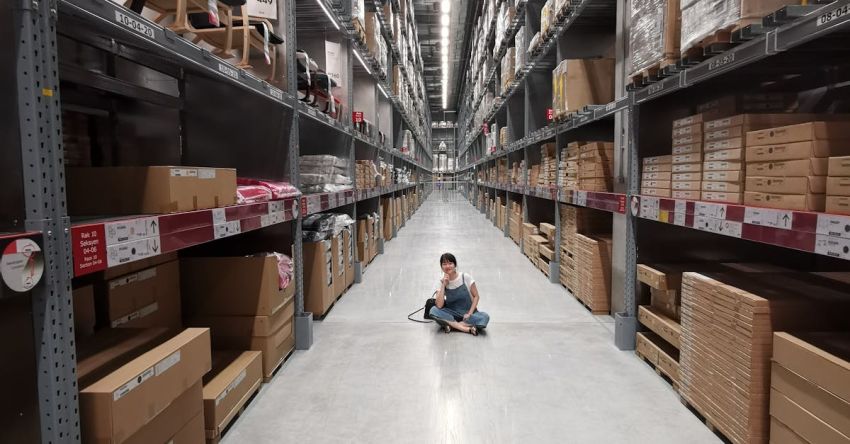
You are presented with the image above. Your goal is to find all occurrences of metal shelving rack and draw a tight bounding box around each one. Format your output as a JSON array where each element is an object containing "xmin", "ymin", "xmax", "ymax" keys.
[
  {"xmin": 3, "ymin": 0, "xmax": 433, "ymax": 439},
  {"xmin": 456, "ymin": 0, "xmax": 850, "ymax": 352}
]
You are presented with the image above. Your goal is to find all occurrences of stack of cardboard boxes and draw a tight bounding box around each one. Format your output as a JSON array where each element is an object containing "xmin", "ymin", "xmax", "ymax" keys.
[
  {"xmin": 770, "ymin": 332, "xmax": 850, "ymax": 444},
  {"xmin": 679, "ymin": 271, "xmax": 850, "ymax": 444},
  {"xmin": 560, "ymin": 143, "xmax": 580, "ymax": 191},
  {"xmin": 509, "ymin": 200, "xmax": 522, "ymax": 244},
  {"xmin": 574, "ymin": 234, "xmax": 612, "ymax": 312},
  {"xmin": 497, "ymin": 158, "xmax": 509, "ymax": 184},
  {"xmin": 502, "ymin": 48, "xmax": 516, "ymax": 90},
  {"xmin": 183, "ymin": 253, "xmax": 297, "ymax": 381},
  {"xmin": 641, "ymin": 155, "xmax": 672, "ymax": 197},
  {"xmin": 500, "ymin": 127, "xmax": 510, "ymax": 148},
  {"xmin": 828, "ymin": 156, "xmax": 850, "ymax": 214},
  {"xmin": 559, "ymin": 205, "xmax": 611, "ymax": 294},
  {"xmin": 746, "ymin": 121, "xmax": 850, "ymax": 211},
  {"xmin": 535, "ymin": 223, "xmax": 557, "ymax": 275},
  {"xmin": 579, "ymin": 142, "xmax": 614, "ymax": 192},
  {"xmin": 522, "ymin": 222, "xmax": 538, "ymax": 259},
  {"xmin": 509, "ymin": 159, "xmax": 524, "ymax": 184},
  {"xmin": 356, "ymin": 160, "xmax": 376, "ymax": 189},
  {"xmin": 552, "ymin": 58, "xmax": 615, "ymax": 118},
  {"xmin": 537, "ymin": 143, "xmax": 557, "ymax": 186},
  {"xmin": 364, "ymin": 12, "xmax": 388, "ymax": 77},
  {"xmin": 670, "ymin": 117, "xmax": 703, "ymax": 200}
]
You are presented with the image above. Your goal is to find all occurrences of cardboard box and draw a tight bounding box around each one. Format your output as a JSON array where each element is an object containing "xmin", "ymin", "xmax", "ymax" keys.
[
  {"xmin": 673, "ymin": 114, "xmax": 706, "ymax": 128},
  {"xmin": 770, "ymin": 418, "xmax": 809, "ymax": 444},
  {"xmin": 672, "ymin": 143, "xmax": 703, "ymax": 155},
  {"xmin": 74, "ymin": 285, "xmax": 96, "ymax": 337},
  {"xmin": 103, "ymin": 260, "xmax": 181, "ymax": 329},
  {"xmin": 702, "ymin": 181, "xmax": 742, "ymax": 193},
  {"xmin": 748, "ymin": 140, "xmax": 850, "ymax": 163},
  {"xmin": 744, "ymin": 191, "xmax": 825, "ymax": 211},
  {"xmin": 672, "ymin": 153, "xmax": 702, "ymax": 164},
  {"xmin": 642, "ymin": 163, "xmax": 673, "ymax": 173},
  {"xmin": 770, "ymin": 388, "xmax": 849, "ymax": 444},
  {"xmin": 704, "ymin": 148, "xmax": 743, "ymax": 162},
  {"xmin": 638, "ymin": 305, "xmax": 681, "ymax": 349},
  {"xmin": 188, "ymin": 293, "xmax": 294, "ymax": 338},
  {"xmin": 182, "ymin": 255, "xmax": 294, "ymax": 317},
  {"xmin": 671, "ymin": 181, "xmax": 700, "ymax": 191},
  {"xmin": 80, "ymin": 328, "xmax": 212, "ymax": 444},
  {"xmin": 704, "ymin": 125, "xmax": 743, "ymax": 141},
  {"xmin": 641, "ymin": 180, "xmax": 671, "ymax": 189},
  {"xmin": 771, "ymin": 362, "xmax": 850, "ymax": 439},
  {"xmin": 828, "ymin": 177, "xmax": 850, "ymax": 196},
  {"xmin": 641, "ymin": 188, "xmax": 671, "ymax": 198},
  {"xmin": 671, "ymin": 163, "xmax": 702, "ymax": 173},
  {"xmin": 701, "ymin": 191, "xmax": 743, "ymax": 203},
  {"xmin": 203, "ymin": 351, "xmax": 263, "ymax": 439},
  {"xmin": 672, "ymin": 190, "xmax": 700, "ymax": 199},
  {"xmin": 703, "ymin": 160, "xmax": 742, "ymax": 171},
  {"xmin": 343, "ymin": 229, "xmax": 354, "ymax": 289},
  {"xmin": 672, "ymin": 172, "xmax": 701, "ymax": 182},
  {"xmin": 76, "ymin": 327, "xmax": 174, "ymax": 388},
  {"xmin": 705, "ymin": 136, "xmax": 745, "ymax": 152},
  {"xmin": 104, "ymin": 252, "xmax": 178, "ymax": 280},
  {"xmin": 168, "ymin": 412, "xmax": 204, "ymax": 444},
  {"xmin": 705, "ymin": 113, "xmax": 835, "ymax": 131},
  {"xmin": 673, "ymin": 134, "xmax": 701, "ymax": 147},
  {"xmin": 747, "ymin": 158, "xmax": 829, "ymax": 177},
  {"xmin": 303, "ymin": 240, "xmax": 334, "ymax": 316},
  {"xmin": 563, "ymin": 58, "xmax": 614, "ymax": 112},
  {"xmin": 68, "ymin": 166, "xmax": 236, "ymax": 215},
  {"xmin": 830, "ymin": 156, "xmax": 850, "ymax": 177},
  {"xmin": 213, "ymin": 318, "xmax": 294, "ymax": 378},
  {"xmin": 772, "ymin": 332, "xmax": 850, "ymax": 404},
  {"xmin": 747, "ymin": 176, "xmax": 826, "ymax": 194},
  {"xmin": 643, "ymin": 171, "xmax": 672, "ymax": 181},
  {"xmin": 124, "ymin": 381, "xmax": 203, "ymax": 444},
  {"xmin": 672, "ymin": 123, "xmax": 702, "ymax": 138},
  {"xmin": 747, "ymin": 121, "xmax": 850, "ymax": 146},
  {"xmin": 332, "ymin": 234, "xmax": 346, "ymax": 298},
  {"xmin": 826, "ymin": 196, "xmax": 850, "ymax": 215},
  {"xmin": 703, "ymin": 170, "xmax": 743, "ymax": 182},
  {"xmin": 643, "ymin": 155, "xmax": 672, "ymax": 165}
]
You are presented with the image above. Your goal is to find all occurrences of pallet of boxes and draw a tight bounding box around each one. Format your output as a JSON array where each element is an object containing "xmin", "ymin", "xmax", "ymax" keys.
[
  {"xmin": 559, "ymin": 203, "xmax": 612, "ymax": 312},
  {"xmin": 509, "ymin": 200, "xmax": 522, "ymax": 245},
  {"xmin": 642, "ymin": 155, "xmax": 672, "ymax": 197},
  {"xmin": 536, "ymin": 223, "xmax": 557, "ymax": 276},
  {"xmin": 560, "ymin": 143, "xmax": 580, "ymax": 192},
  {"xmin": 579, "ymin": 142, "xmax": 614, "ymax": 192},
  {"xmin": 538, "ymin": 143, "xmax": 557, "ymax": 187},
  {"xmin": 678, "ymin": 270, "xmax": 850, "ymax": 444},
  {"xmin": 828, "ymin": 155, "xmax": 850, "ymax": 214}
]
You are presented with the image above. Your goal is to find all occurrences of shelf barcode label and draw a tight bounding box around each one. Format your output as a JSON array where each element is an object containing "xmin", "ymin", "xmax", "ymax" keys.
[{"xmin": 114, "ymin": 10, "xmax": 155, "ymax": 40}]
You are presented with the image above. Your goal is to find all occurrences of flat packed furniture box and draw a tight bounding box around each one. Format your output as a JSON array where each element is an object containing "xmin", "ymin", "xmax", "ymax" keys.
[{"xmin": 68, "ymin": 166, "xmax": 236, "ymax": 215}]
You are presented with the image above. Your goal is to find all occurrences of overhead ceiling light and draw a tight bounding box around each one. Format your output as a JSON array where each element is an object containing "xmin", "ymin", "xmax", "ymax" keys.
[
  {"xmin": 316, "ymin": 0, "xmax": 340, "ymax": 31},
  {"xmin": 440, "ymin": 14, "xmax": 450, "ymax": 26},
  {"xmin": 353, "ymin": 49, "xmax": 371, "ymax": 75},
  {"xmin": 441, "ymin": 0, "xmax": 450, "ymax": 13},
  {"xmin": 440, "ymin": 27, "xmax": 449, "ymax": 38}
]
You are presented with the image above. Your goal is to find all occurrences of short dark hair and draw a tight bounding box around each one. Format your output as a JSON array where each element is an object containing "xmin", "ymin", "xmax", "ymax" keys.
[{"xmin": 439, "ymin": 253, "xmax": 457, "ymax": 266}]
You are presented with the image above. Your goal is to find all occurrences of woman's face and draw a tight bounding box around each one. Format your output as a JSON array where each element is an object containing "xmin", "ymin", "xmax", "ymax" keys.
[{"xmin": 441, "ymin": 261, "xmax": 456, "ymax": 275}]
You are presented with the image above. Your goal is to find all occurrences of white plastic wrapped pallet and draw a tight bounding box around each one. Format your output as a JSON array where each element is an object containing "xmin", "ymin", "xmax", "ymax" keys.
[
  {"xmin": 680, "ymin": 0, "xmax": 788, "ymax": 52},
  {"xmin": 629, "ymin": 0, "xmax": 679, "ymax": 76}
]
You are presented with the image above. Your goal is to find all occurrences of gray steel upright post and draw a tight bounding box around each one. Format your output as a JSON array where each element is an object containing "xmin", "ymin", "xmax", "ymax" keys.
[
  {"xmin": 14, "ymin": 0, "xmax": 81, "ymax": 440},
  {"xmin": 615, "ymin": 102, "xmax": 639, "ymax": 351}
]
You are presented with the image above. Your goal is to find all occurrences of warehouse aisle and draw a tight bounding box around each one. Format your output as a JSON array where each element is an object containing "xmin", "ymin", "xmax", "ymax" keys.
[{"xmin": 224, "ymin": 191, "xmax": 720, "ymax": 443}]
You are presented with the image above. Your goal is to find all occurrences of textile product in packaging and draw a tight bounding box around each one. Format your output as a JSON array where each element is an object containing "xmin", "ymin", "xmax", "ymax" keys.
[
  {"xmin": 502, "ymin": 48, "xmax": 516, "ymax": 89},
  {"xmin": 680, "ymin": 0, "xmax": 789, "ymax": 52},
  {"xmin": 628, "ymin": 0, "xmax": 680, "ymax": 76},
  {"xmin": 236, "ymin": 185, "xmax": 272, "ymax": 204},
  {"xmin": 515, "ymin": 26, "xmax": 526, "ymax": 73},
  {"xmin": 237, "ymin": 178, "xmax": 300, "ymax": 199}
]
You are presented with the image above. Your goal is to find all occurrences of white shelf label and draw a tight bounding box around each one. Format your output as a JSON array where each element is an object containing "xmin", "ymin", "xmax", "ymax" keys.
[
  {"xmin": 817, "ymin": 3, "xmax": 850, "ymax": 26},
  {"xmin": 816, "ymin": 214, "xmax": 850, "ymax": 239},
  {"xmin": 218, "ymin": 63, "xmax": 239, "ymax": 80},
  {"xmin": 104, "ymin": 217, "xmax": 159, "ymax": 246},
  {"xmin": 214, "ymin": 221, "xmax": 242, "ymax": 239},
  {"xmin": 269, "ymin": 87, "xmax": 283, "ymax": 100},
  {"xmin": 106, "ymin": 237, "xmax": 161, "ymax": 267},
  {"xmin": 694, "ymin": 216, "xmax": 742, "ymax": 238},
  {"xmin": 744, "ymin": 207, "xmax": 792, "ymax": 230},
  {"xmin": 114, "ymin": 10, "xmax": 155, "ymax": 40},
  {"xmin": 815, "ymin": 234, "xmax": 850, "ymax": 259},
  {"xmin": 674, "ymin": 212, "xmax": 687, "ymax": 226},
  {"xmin": 639, "ymin": 196, "xmax": 660, "ymax": 220},
  {"xmin": 211, "ymin": 208, "xmax": 227, "ymax": 225},
  {"xmin": 260, "ymin": 214, "xmax": 271, "ymax": 227},
  {"xmin": 268, "ymin": 201, "xmax": 283, "ymax": 214},
  {"xmin": 695, "ymin": 202, "xmax": 727, "ymax": 219}
]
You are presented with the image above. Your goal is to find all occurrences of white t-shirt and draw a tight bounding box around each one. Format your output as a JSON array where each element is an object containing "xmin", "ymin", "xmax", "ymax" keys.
[{"xmin": 436, "ymin": 272, "xmax": 475, "ymax": 292}]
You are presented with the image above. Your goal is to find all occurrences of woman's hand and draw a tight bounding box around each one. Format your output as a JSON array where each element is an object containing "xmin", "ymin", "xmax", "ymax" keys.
[
  {"xmin": 440, "ymin": 273, "xmax": 450, "ymax": 288},
  {"xmin": 463, "ymin": 313, "xmax": 471, "ymax": 321}
]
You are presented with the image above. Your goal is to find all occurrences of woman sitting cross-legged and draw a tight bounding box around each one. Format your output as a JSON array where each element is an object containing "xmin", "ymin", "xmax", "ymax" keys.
[{"xmin": 429, "ymin": 252, "xmax": 490, "ymax": 336}]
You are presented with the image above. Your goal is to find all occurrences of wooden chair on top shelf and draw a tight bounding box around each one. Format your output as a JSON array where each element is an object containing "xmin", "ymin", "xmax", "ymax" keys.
[
  {"xmin": 124, "ymin": 0, "xmax": 237, "ymax": 36},
  {"xmin": 188, "ymin": 4, "xmax": 284, "ymax": 81}
]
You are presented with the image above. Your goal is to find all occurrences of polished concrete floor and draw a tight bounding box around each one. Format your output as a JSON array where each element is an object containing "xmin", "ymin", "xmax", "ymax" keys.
[{"xmin": 224, "ymin": 191, "xmax": 720, "ymax": 444}]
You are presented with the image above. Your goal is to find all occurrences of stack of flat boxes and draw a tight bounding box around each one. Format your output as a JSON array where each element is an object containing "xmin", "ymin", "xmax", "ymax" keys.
[
  {"xmin": 538, "ymin": 143, "xmax": 557, "ymax": 186},
  {"xmin": 497, "ymin": 158, "xmax": 509, "ymax": 184},
  {"xmin": 500, "ymin": 127, "xmax": 510, "ymax": 148},
  {"xmin": 679, "ymin": 271, "xmax": 850, "ymax": 444},
  {"xmin": 355, "ymin": 160, "xmax": 375, "ymax": 189},
  {"xmin": 522, "ymin": 222, "xmax": 538, "ymax": 259},
  {"xmin": 641, "ymin": 155, "xmax": 672, "ymax": 197},
  {"xmin": 827, "ymin": 156, "xmax": 850, "ymax": 214},
  {"xmin": 670, "ymin": 116, "xmax": 703, "ymax": 200},
  {"xmin": 746, "ymin": 121, "xmax": 850, "ymax": 211},
  {"xmin": 509, "ymin": 160, "xmax": 524, "ymax": 184},
  {"xmin": 536, "ymin": 223, "xmax": 557, "ymax": 275},
  {"xmin": 575, "ymin": 234, "xmax": 612, "ymax": 312},
  {"xmin": 560, "ymin": 143, "xmax": 580, "ymax": 191},
  {"xmin": 528, "ymin": 163, "xmax": 540, "ymax": 187},
  {"xmin": 559, "ymin": 205, "xmax": 610, "ymax": 294},
  {"xmin": 579, "ymin": 142, "xmax": 614, "ymax": 192},
  {"xmin": 509, "ymin": 201, "xmax": 522, "ymax": 244},
  {"xmin": 770, "ymin": 332, "xmax": 850, "ymax": 444}
]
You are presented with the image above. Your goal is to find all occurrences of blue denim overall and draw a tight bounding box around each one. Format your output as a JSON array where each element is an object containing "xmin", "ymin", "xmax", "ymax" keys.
[{"xmin": 429, "ymin": 274, "xmax": 490, "ymax": 328}]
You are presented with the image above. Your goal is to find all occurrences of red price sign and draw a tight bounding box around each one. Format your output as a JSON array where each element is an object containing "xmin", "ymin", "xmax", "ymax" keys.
[
  {"xmin": 300, "ymin": 197, "xmax": 308, "ymax": 217},
  {"xmin": 353, "ymin": 111, "xmax": 364, "ymax": 123},
  {"xmin": 618, "ymin": 194, "xmax": 627, "ymax": 214},
  {"xmin": 547, "ymin": 108, "xmax": 554, "ymax": 121}
]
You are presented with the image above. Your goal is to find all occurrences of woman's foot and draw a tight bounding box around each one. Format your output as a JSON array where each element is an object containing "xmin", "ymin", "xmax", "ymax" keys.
[
  {"xmin": 443, "ymin": 324, "xmax": 451, "ymax": 334},
  {"xmin": 468, "ymin": 326, "xmax": 478, "ymax": 336}
]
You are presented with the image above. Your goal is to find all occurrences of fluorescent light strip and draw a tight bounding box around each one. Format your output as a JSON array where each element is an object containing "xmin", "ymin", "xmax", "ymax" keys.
[
  {"xmin": 353, "ymin": 49, "xmax": 371, "ymax": 75},
  {"xmin": 378, "ymin": 83, "xmax": 389, "ymax": 99},
  {"xmin": 316, "ymin": 0, "xmax": 340, "ymax": 31}
]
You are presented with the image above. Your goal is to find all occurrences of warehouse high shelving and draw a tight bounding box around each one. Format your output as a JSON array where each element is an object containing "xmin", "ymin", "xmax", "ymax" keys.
[
  {"xmin": 456, "ymin": 0, "xmax": 850, "ymax": 352},
  {"xmin": 3, "ymin": 0, "xmax": 433, "ymax": 440}
]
